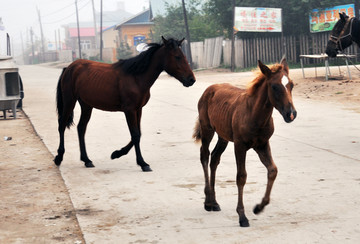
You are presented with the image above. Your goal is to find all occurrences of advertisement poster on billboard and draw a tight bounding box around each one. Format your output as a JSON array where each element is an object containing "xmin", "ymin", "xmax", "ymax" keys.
[
  {"xmin": 234, "ymin": 7, "xmax": 282, "ymax": 32},
  {"xmin": 310, "ymin": 4, "xmax": 355, "ymax": 33}
]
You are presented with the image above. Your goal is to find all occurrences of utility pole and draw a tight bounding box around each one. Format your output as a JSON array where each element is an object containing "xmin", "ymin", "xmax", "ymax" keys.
[
  {"xmin": 58, "ymin": 29, "xmax": 62, "ymax": 50},
  {"xmin": 30, "ymin": 27, "xmax": 35, "ymax": 64},
  {"xmin": 6, "ymin": 33, "xmax": 10, "ymax": 56},
  {"xmin": 55, "ymin": 30, "xmax": 58, "ymax": 51},
  {"xmin": 37, "ymin": 7, "xmax": 45, "ymax": 63},
  {"xmin": 181, "ymin": 0, "xmax": 193, "ymax": 68},
  {"xmin": 75, "ymin": 0, "xmax": 82, "ymax": 59},
  {"xmin": 91, "ymin": 0, "xmax": 99, "ymax": 49},
  {"xmin": 100, "ymin": 0, "xmax": 103, "ymax": 60},
  {"xmin": 231, "ymin": 0, "xmax": 236, "ymax": 72},
  {"xmin": 20, "ymin": 31, "xmax": 25, "ymax": 64}
]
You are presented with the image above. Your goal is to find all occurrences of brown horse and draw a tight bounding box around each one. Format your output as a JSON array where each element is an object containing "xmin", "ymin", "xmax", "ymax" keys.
[
  {"xmin": 54, "ymin": 37, "xmax": 195, "ymax": 172},
  {"xmin": 193, "ymin": 59, "xmax": 296, "ymax": 227}
]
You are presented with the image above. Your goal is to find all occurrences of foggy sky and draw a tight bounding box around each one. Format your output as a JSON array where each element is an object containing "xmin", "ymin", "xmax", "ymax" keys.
[{"xmin": 0, "ymin": 0, "xmax": 149, "ymax": 56}]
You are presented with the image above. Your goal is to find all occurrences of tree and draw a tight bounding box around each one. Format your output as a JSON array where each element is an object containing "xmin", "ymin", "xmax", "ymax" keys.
[
  {"xmin": 204, "ymin": 0, "xmax": 357, "ymax": 38},
  {"xmin": 152, "ymin": 0, "xmax": 221, "ymax": 42},
  {"xmin": 116, "ymin": 41, "xmax": 133, "ymax": 60}
]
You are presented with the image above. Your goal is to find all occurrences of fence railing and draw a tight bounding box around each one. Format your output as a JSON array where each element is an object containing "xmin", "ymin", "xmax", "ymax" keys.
[
  {"xmin": 191, "ymin": 36, "xmax": 223, "ymax": 69},
  {"xmin": 190, "ymin": 33, "xmax": 359, "ymax": 70}
]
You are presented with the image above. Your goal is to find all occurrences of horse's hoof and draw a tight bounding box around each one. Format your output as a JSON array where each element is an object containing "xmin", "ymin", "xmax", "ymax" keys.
[
  {"xmin": 85, "ymin": 162, "xmax": 95, "ymax": 168},
  {"xmin": 111, "ymin": 149, "xmax": 127, "ymax": 160},
  {"xmin": 204, "ymin": 204, "xmax": 212, "ymax": 211},
  {"xmin": 239, "ymin": 217, "xmax": 250, "ymax": 227},
  {"xmin": 253, "ymin": 204, "xmax": 263, "ymax": 214},
  {"xmin": 111, "ymin": 151, "xmax": 119, "ymax": 159},
  {"xmin": 204, "ymin": 203, "xmax": 221, "ymax": 211},
  {"xmin": 141, "ymin": 165, "xmax": 152, "ymax": 172},
  {"xmin": 212, "ymin": 204, "xmax": 221, "ymax": 211},
  {"xmin": 54, "ymin": 156, "xmax": 62, "ymax": 166}
]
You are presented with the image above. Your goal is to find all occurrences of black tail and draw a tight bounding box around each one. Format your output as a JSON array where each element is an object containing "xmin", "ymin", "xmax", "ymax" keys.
[{"xmin": 56, "ymin": 67, "xmax": 74, "ymax": 128}]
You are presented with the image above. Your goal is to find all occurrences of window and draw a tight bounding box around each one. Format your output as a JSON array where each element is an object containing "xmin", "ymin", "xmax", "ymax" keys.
[{"xmin": 80, "ymin": 40, "xmax": 91, "ymax": 50}]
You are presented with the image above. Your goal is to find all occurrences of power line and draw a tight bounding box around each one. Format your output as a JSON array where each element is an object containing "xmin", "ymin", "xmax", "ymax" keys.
[
  {"xmin": 41, "ymin": 1, "xmax": 74, "ymax": 18},
  {"xmin": 42, "ymin": 0, "xmax": 91, "ymax": 25}
]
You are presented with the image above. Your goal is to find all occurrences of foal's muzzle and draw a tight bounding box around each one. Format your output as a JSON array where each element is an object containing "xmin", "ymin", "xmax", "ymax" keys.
[{"xmin": 283, "ymin": 107, "xmax": 297, "ymax": 123}]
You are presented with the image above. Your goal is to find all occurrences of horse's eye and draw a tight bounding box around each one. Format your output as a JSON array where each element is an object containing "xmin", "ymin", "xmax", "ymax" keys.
[
  {"xmin": 175, "ymin": 56, "xmax": 182, "ymax": 61},
  {"xmin": 271, "ymin": 84, "xmax": 282, "ymax": 92}
]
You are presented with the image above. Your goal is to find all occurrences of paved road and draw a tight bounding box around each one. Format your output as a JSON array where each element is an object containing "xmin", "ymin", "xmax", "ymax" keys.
[{"xmin": 20, "ymin": 65, "xmax": 360, "ymax": 243}]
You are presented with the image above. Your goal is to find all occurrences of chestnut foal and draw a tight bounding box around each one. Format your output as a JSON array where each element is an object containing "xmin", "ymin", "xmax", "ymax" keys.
[{"xmin": 193, "ymin": 59, "xmax": 296, "ymax": 227}]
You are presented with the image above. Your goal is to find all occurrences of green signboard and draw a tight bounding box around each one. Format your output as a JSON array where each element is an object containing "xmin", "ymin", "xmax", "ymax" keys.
[{"xmin": 310, "ymin": 4, "xmax": 355, "ymax": 33}]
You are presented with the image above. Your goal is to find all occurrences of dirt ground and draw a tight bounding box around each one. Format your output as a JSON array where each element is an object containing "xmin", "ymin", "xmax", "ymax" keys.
[
  {"xmin": 0, "ymin": 112, "xmax": 85, "ymax": 243},
  {"xmin": 291, "ymin": 66, "xmax": 360, "ymax": 113},
  {"xmin": 196, "ymin": 65, "xmax": 360, "ymax": 113},
  {"xmin": 0, "ymin": 64, "xmax": 359, "ymax": 243}
]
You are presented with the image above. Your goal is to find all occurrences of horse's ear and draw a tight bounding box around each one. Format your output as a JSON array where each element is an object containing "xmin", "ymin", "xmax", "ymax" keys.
[
  {"xmin": 280, "ymin": 57, "xmax": 289, "ymax": 74},
  {"xmin": 178, "ymin": 38, "xmax": 185, "ymax": 46},
  {"xmin": 162, "ymin": 36, "xmax": 168, "ymax": 45},
  {"xmin": 340, "ymin": 12, "xmax": 347, "ymax": 21},
  {"xmin": 258, "ymin": 60, "xmax": 271, "ymax": 78}
]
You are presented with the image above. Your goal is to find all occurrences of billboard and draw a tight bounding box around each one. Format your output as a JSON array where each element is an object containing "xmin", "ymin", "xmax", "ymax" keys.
[
  {"xmin": 310, "ymin": 4, "xmax": 355, "ymax": 33},
  {"xmin": 234, "ymin": 7, "xmax": 282, "ymax": 32}
]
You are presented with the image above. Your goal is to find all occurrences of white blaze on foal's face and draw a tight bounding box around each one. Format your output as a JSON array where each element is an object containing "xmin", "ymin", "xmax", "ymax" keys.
[{"xmin": 281, "ymin": 75, "xmax": 289, "ymax": 91}]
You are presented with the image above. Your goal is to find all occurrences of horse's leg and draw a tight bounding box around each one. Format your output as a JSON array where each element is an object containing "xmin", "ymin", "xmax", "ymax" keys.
[
  {"xmin": 253, "ymin": 142, "xmax": 278, "ymax": 214},
  {"xmin": 54, "ymin": 99, "xmax": 76, "ymax": 166},
  {"xmin": 77, "ymin": 101, "xmax": 94, "ymax": 168},
  {"xmin": 207, "ymin": 136, "xmax": 228, "ymax": 211},
  {"xmin": 125, "ymin": 109, "xmax": 151, "ymax": 172},
  {"xmin": 111, "ymin": 141, "xmax": 133, "ymax": 159},
  {"xmin": 234, "ymin": 141, "xmax": 249, "ymax": 227},
  {"xmin": 199, "ymin": 124, "xmax": 215, "ymax": 211}
]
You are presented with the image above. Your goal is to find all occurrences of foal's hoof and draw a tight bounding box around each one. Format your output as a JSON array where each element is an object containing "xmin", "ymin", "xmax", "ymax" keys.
[
  {"xmin": 54, "ymin": 156, "xmax": 62, "ymax": 166},
  {"xmin": 141, "ymin": 165, "xmax": 152, "ymax": 172},
  {"xmin": 85, "ymin": 161, "xmax": 95, "ymax": 168},
  {"xmin": 204, "ymin": 203, "xmax": 221, "ymax": 211},
  {"xmin": 253, "ymin": 204, "xmax": 263, "ymax": 214}
]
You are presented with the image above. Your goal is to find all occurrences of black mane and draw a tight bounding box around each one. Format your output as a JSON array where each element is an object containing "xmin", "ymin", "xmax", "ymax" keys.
[{"xmin": 113, "ymin": 42, "xmax": 162, "ymax": 75}]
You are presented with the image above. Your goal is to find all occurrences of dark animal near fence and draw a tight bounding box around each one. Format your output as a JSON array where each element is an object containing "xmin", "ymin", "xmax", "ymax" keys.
[
  {"xmin": 193, "ymin": 59, "xmax": 296, "ymax": 227},
  {"xmin": 326, "ymin": 12, "xmax": 360, "ymax": 57},
  {"xmin": 54, "ymin": 37, "xmax": 195, "ymax": 172}
]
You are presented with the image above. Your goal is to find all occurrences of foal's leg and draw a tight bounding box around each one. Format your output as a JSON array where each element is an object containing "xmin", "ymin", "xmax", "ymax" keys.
[
  {"xmin": 207, "ymin": 136, "xmax": 228, "ymax": 211},
  {"xmin": 77, "ymin": 101, "xmax": 94, "ymax": 168},
  {"xmin": 54, "ymin": 99, "xmax": 76, "ymax": 166},
  {"xmin": 253, "ymin": 142, "xmax": 278, "ymax": 214},
  {"xmin": 125, "ymin": 109, "xmax": 151, "ymax": 172},
  {"xmin": 234, "ymin": 142, "xmax": 249, "ymax": 227},
  {"xmin": 199, "ymin": 124, "xmax": 215, "ymax": 211}
]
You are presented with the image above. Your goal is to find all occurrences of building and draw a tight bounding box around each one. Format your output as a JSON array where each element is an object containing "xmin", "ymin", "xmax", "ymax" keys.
[
  {"xmin": 63, "ymin": 6, "xmax": 133, "ymax": 52},
  {"xmin": 115, "ymin": 9, "xmax": 154, "ymax": 48}
]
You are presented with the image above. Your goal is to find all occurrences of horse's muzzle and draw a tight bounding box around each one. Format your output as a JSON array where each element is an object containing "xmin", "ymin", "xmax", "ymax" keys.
[
  {"xmin": 325, "ymin": 42, "xmax": 338, "ymax": 58},
  {"xmin": 183, "ymin": 76, "xmax": 196, "ymax": 87},
  {"xmin": 325, "ymin": 48, "xmax": 338, "ymax": 58}
]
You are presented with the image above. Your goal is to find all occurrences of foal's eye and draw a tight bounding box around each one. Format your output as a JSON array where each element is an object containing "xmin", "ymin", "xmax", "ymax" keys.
[{"xmin": 289, "ymin": 82, "xmax": 294, "ymax": 90}]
